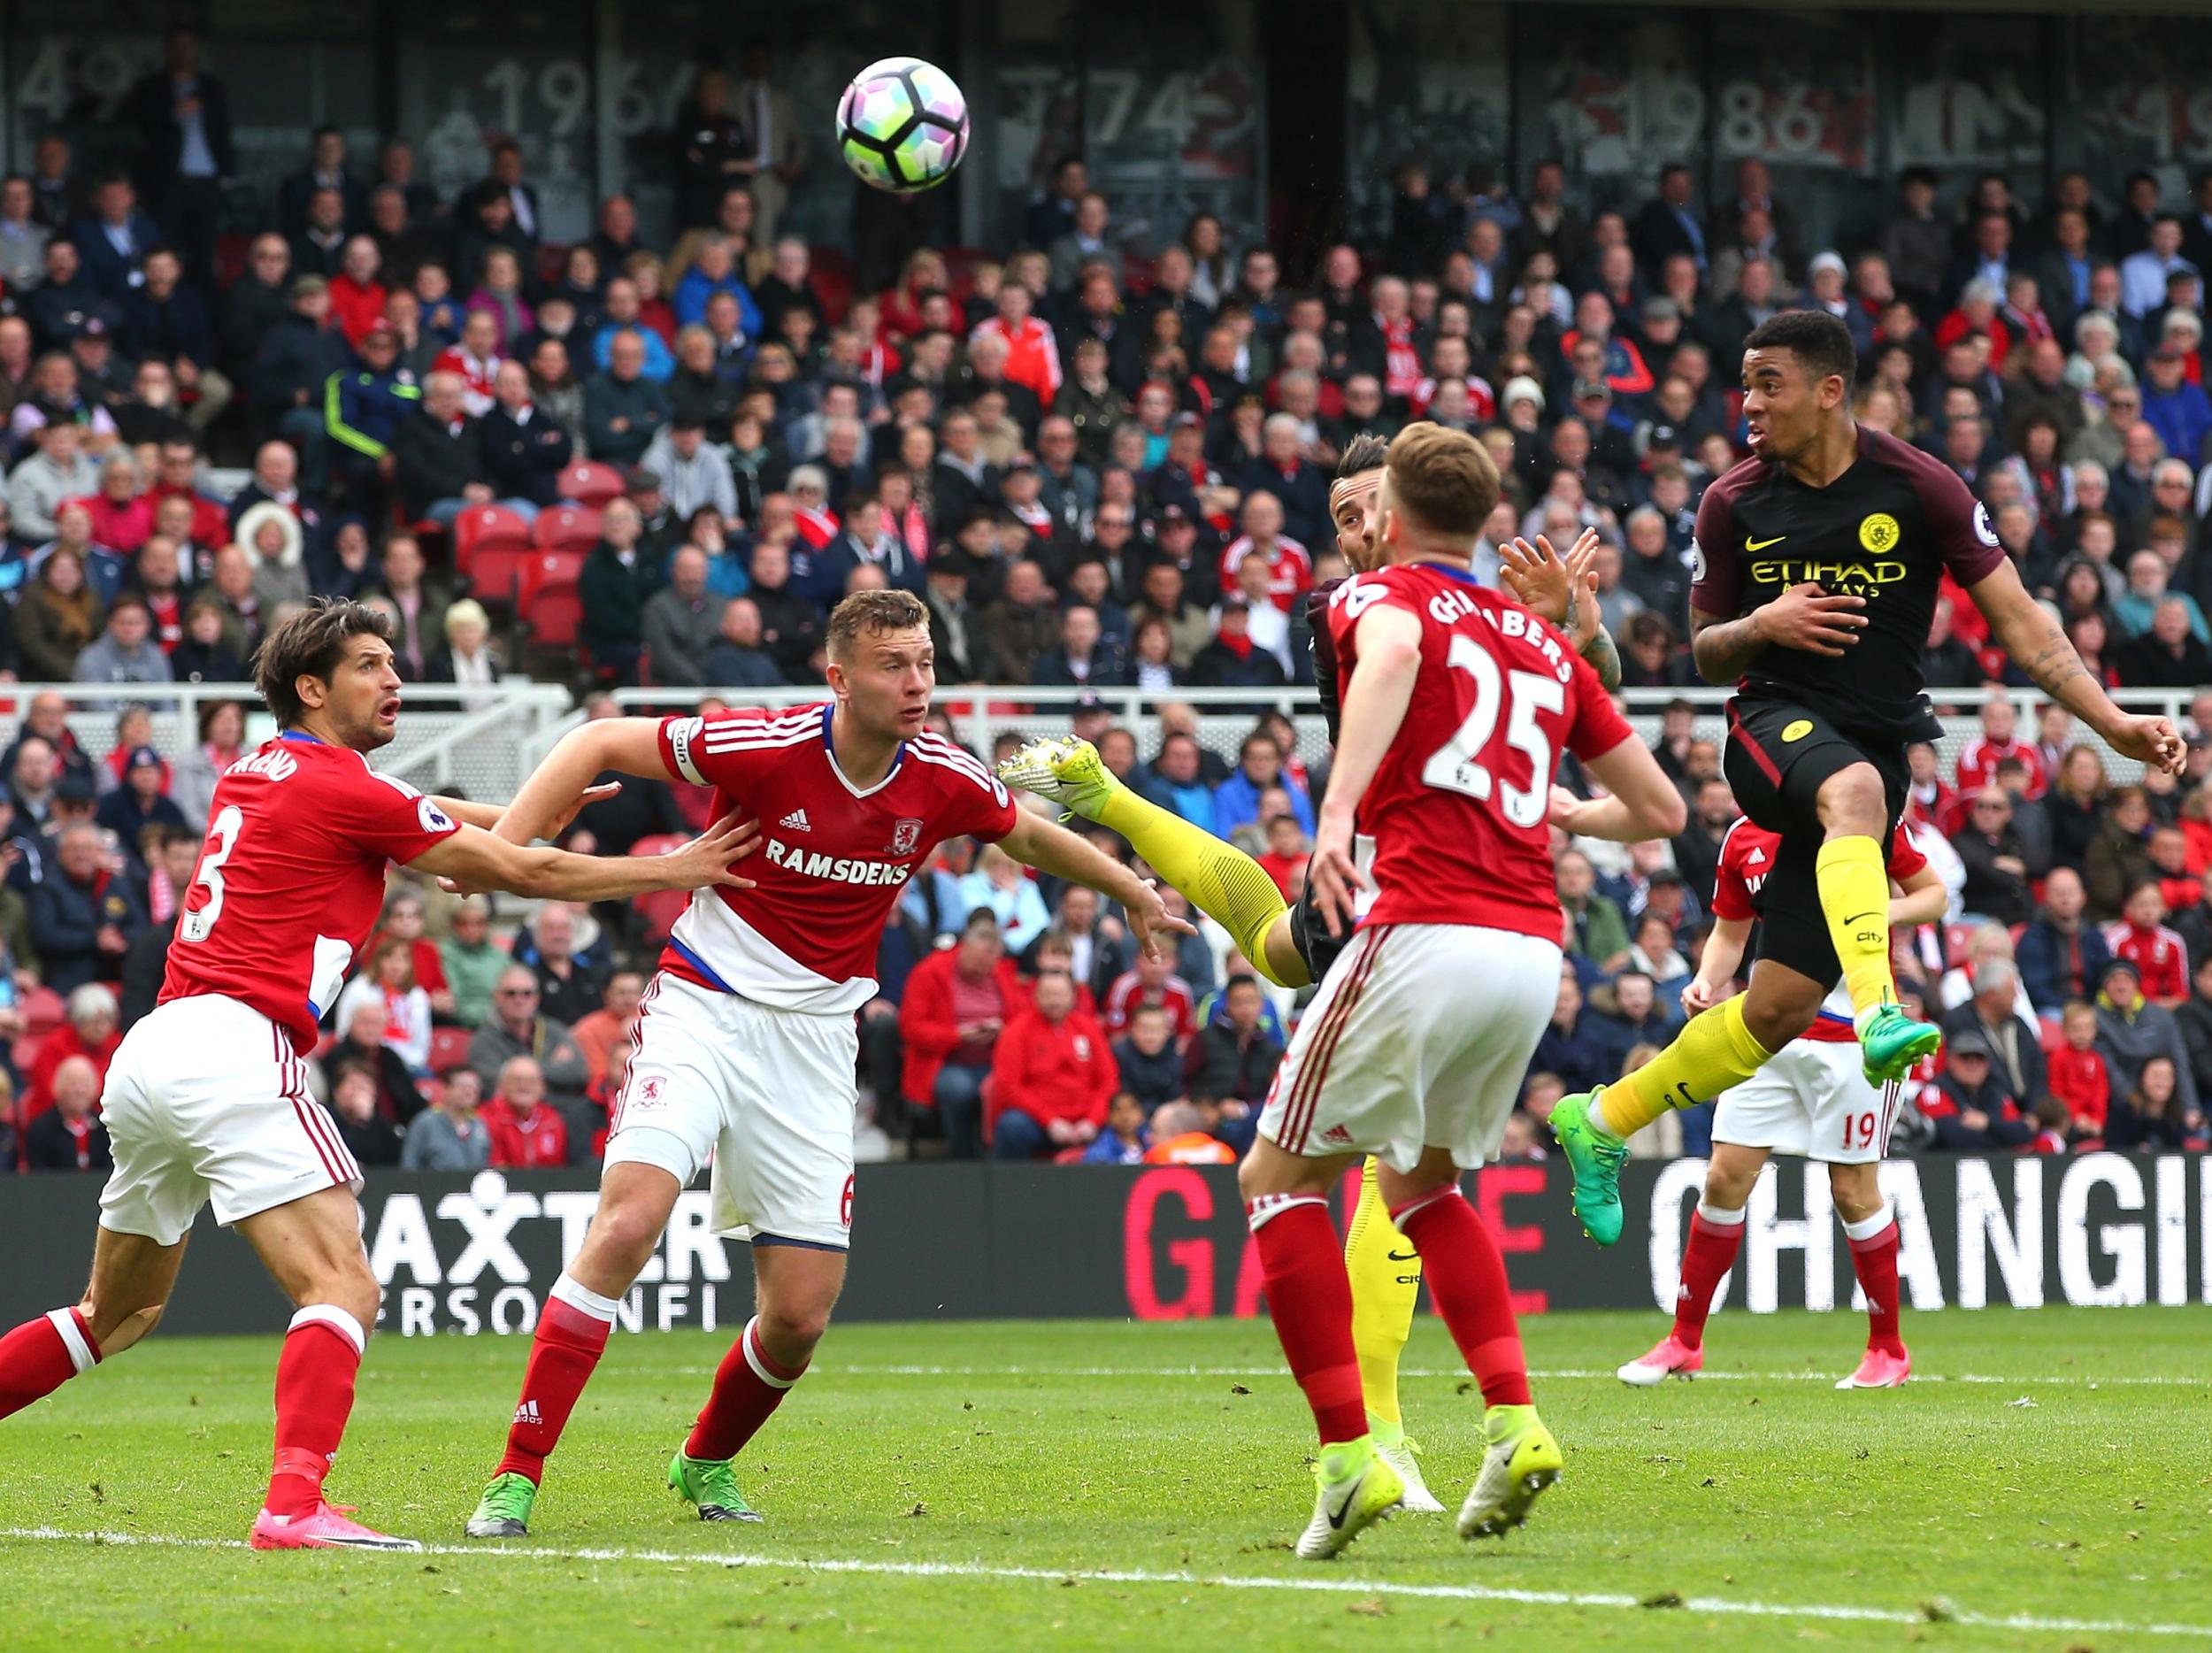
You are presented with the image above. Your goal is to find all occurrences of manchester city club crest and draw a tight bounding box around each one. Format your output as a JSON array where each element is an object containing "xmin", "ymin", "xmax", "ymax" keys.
[{"xmin": 890, "ymin": 819, "xmax": 923, "ymax": 855}]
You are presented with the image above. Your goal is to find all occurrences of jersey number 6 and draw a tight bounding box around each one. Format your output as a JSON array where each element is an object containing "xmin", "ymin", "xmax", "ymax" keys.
[
  {"xmin": 180, "ymin": 804, "xmax": 243, "ymax": 944},
  {"xmin": 1421, "ymin": 634, "xmax": 1563, "ymax": 828}
]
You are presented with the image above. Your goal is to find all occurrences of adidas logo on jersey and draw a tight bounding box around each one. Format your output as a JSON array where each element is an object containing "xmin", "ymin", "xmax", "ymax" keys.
[
  {"xmin": 1746, "ymin": 847, "xmax": 1766, "ymax": 865},
  {"xmin": 780, "ymin": 808, "xmax": 811, "ymax": 832},
  {"xmin": 513, "ymin": 1399, "xmax": 541, "ymax": 1426}
]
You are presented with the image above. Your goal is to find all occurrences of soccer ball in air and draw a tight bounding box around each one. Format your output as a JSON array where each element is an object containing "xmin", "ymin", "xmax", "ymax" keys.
[{"xmin": 836, "ymin": 57, "xmax": 969, "ymax": 193}]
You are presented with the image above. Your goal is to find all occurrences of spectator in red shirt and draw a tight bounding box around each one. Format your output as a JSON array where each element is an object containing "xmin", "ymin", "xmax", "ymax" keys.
[
  {"xmin": 1902, "ymin": 741, "xmax": 1958, "ymax": 835},
  {"xmin": 899, "ymin": 911, "xmax": 1020, "ymax": 1159},
  {"xmin": 1217, "ymin": 490, "xmax": 1312, "ymax": 613},
  {"xmin": 2103, "ymin": 880, "xmax": 2190, "ymax": 1007},
  {"xmin": 1955, "ymin": 699, "xmax": 2047, "ymax": 798},
  {"xmin": 19, "ymin": 982, "xmax": 120, "ymax": 1133},
  {"xmin": 987, "ymin": 969, "xmax": 1118, "ymax": 1159},
  {"xmin": 2147, "ymin": 825, "xmax": 2204, "ymax": 914},
  {"xmin": 1102, "ymin": 951, "xmax": 1197, "ymax": 1042},
  {"xmin": 2044, "ymin": 1000, "xmax": 2112, "ymax": 1142},
  {"xmin": 970, "ymin": 280, "xmax": 1062, "ymax": 404},
  {"xmin": 1255, "ymin": 811, "xmax": 1308, "ymax": 901},
  {"xmin": 481, "ymin": 1055, "xmax": 569, "ymax": 1168}
]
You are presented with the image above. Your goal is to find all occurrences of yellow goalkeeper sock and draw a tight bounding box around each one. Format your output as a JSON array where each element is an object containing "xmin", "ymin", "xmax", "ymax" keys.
[
  {"xmin": 1594, "ymin": 995, "xmax": 1776, "ymax": 1139},
  {"xmin": 1816, "ymin": 834, "xmax": 1897, "ymax": 1019},
  {"xmin": 1345, "ymin": 1157, "xmax": 1420, "ymax": 1428},
  {"xmin": 1084, "ymin": 786, "xmax": 1301, "ymax": 989}
]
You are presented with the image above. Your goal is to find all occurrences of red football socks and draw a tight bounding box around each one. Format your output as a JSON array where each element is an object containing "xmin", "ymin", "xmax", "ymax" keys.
[
  {"xmin": 1847, "ymin": 1208, "xmax": 1905, "ymax": 1357},
  {"xmin": 1394, "ymin": 1187, "xmax": 1532, "ymax": 1408},
  {"xmin": 1247, "ymin": 1195, "xmax": 1366, "ymax": 1445},
  {"xmin": 685, "ymin": 1316, "xmax": 808, "ymax": 1462},
  {"xmin": 495, "ymin": 1275, "xmax": 618, "ymax": 1484},
  {"xmin": 1673, "ymin": 1206, "xmax": 1747, "ymax": 1351},
  {"xmin": 0, "ymin": 1308, "xmax": 99, "ymax": 1420},
  {"xmin": 266, "ymin": 1306, "xmax": 364, "ymax": 1518}
]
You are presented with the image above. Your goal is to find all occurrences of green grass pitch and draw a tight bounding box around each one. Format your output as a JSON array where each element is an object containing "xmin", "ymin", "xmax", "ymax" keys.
[{"xmin": 2, "ymin": 1307, "xmax": 2207, "ymax": 1651}]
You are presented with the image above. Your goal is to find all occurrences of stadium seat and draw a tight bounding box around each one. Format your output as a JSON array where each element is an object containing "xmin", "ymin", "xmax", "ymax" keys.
[
  {"xmin": 533, "ymin": 504, "xmax": 602, "ymax": 554},
  {"xmin": 630, "ymin": 833, "xmax": 690, "ymax": 859},
  {"xmin": 453, "ymin": 505, "xmax": 533, "ymax": 577},
  {"xmin": 633, "ymin": 885, "xmax": 690, "ymax": 946},
  {"xmin": 468, "ymin": 544, "xmax": 534, "ymax": 606},
  {"xmin": 529, "ymin": 580, "xmax": 585, "ymax": 648},
  {"xmin": 558, "ymin": 460, "xmax": 626, "ymax": 505},
  {"xmin": 19, "ymin": 986, "xmax": 64, "ymax": 1043},
  {"xmin": 1942, "ymin": 920, "xmax": 1981, "ymax": 966},
  {"xmin": 428, "ymin": 1025, "xmax": 472, "ymax": 1074}
]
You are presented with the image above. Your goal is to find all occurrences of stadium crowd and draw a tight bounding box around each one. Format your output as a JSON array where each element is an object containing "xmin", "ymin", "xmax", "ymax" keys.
[{"xmin": 0, "ymin": 28, "xmax": 2210, "ymax": 1170}]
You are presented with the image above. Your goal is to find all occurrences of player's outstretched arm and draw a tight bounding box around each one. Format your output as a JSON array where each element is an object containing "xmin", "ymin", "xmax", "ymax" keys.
[
  {"xmin": 494, "ymin": 718, "xmax": 685, "ymax": 843},
  {"xmin": 431, "ymin": 785, "xmax": 620, "ymax": 836},
  {"xmin": 407, "ymin": 813, "xmax": 757, "ymax": 903},
  {"xmin": 1968, "ymin": 559, "xmax": 2185, "ymax": 773},
  {"xmin": 1309, "ymin": 604, "xmax": 1423, "ymax": 937},
  {"xmin": 997, "ymin": 807, "xmax": 1196, "ymax": 962},
  {"xmin": 1546, "ymin": 735, "xmax": 1689, "ymax": 844}
]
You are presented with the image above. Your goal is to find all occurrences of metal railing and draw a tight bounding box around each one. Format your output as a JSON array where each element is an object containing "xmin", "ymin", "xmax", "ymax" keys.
[{"xmin": 12, "ymin": 680, "xmax": 2195, "ymax": 803}]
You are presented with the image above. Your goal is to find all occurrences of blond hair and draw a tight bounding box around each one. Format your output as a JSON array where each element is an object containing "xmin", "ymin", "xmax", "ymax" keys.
[
  {"xmin": 1384, "ymin": 423, "xmax": 1501, "ymax": 539},
  {"xmin": 826, "ymin": 588, "xmax": 928, "ymax": 661}
]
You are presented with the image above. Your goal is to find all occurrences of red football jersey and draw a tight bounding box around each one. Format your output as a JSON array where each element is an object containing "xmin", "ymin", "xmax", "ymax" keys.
[
  {"xmin": 2101, "ymin": 919, "xmax": 2188, "ymax": 1003},
  {"xmin": 1709, "ymin": 818, "xmax": 1927, "ymax": 1042},
  {"xmin": 160, "ymin": 733, "xmax": 461, "ymax": 1052},
  {"xmin": 1325, "ymin": 564, "xmax": 1633, "ymax": 940},
  {"xmin": 659, "ymin": 703, "xmax": 1018, "ymax": 1012}
]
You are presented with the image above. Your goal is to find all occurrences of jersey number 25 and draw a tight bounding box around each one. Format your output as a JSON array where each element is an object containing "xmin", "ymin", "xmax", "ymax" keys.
[{"xmin": 1421, "ymin": 634, "xmax": 1563, "ymax": 829}]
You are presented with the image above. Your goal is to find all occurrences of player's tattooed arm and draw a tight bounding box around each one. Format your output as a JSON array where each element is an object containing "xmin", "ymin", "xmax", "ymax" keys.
[
  {"xmin": 1688, "ymin": 606, "xmax": 1769, "ymax": 684},
  {"xmin": 1575, "ymin": 620, "xmax": 1623, "ymax": 693},
  {"xmin": 1969, "ymin": 559, "xmax": 2186, "ymax": 773}
]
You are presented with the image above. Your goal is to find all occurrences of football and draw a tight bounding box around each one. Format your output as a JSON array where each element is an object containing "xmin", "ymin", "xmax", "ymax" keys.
[{"xmin": 836, "ymin": 56, "xmax": 970, "ymax": 193}]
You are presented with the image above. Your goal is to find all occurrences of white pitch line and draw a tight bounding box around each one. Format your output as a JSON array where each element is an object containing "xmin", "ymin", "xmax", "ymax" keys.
[
  {"xmin": 791, "ymin": 1363, "xmax": 2210, "ymax": 1388},
  {"xmin": 2, "ymin": 1526, "xmax": 2206, "ymax": 1640}
]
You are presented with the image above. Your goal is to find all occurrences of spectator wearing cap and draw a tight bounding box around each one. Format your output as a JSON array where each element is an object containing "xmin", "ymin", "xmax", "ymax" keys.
[
  {"xmin": 1919, "ymin": 1028, "xmax": 2035, "ymax": 1149},
  {"xmin": 1802, "ymin": 250, "xmax": 1872, "ymax": 356},
  {"xmin": 640, "ymin": 411, "xmax": 738, "ymax": 521},
  {"xmin": 2140, "ymin": 341, "xmax": 2212, "ymax": 465},
  {"xmin": 1187, "ymin": 591, "xmax": 1286, "ymax": 694},
  {"xmin": 247, "ymin": 273, "xmax": 348, "ymax": 454},
  {"xmin": 2094, "ymin": 956, "xmax": 2199, "ymax": 1117},
  {"xmin": 93, "ymin": 742, "xmax": 188, "ymax": 868}
]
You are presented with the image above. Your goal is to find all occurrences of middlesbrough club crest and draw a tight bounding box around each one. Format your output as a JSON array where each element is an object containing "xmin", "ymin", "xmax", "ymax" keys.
[{"xmin": 889, "ymin": 819, "xmax": 922, "ymax": 855}]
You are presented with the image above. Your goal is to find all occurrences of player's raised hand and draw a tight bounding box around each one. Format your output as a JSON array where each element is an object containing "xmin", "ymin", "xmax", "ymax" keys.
[
  {"xmin": 1759, "ymin": 582, "xmax": 1867, "ymax": 656},
  {"xmin": 546, "ymin": 780, "xmax": 623, "ymax": 839},
  {"xmin": 1499, "ymin": 529, "xmax": 1600, "ymax": 626},
  {"xmin": 664, "ymin": 811, "xmax": 764, "ymax": 890},
  {"xmin": 1124, "ymin": 877, "xmax": 1199, "ymax": 961},
  {"xmin": 1560, "ymin": 534, "xmax": 1604, "ymax": 644},
  {"xmin": 2100, "ymin": 711, "xmax": 2186, "ymax": 775},
  {"xmin": 1308, "ymin": 812, "xmax": 1371, "ymax": 939}
]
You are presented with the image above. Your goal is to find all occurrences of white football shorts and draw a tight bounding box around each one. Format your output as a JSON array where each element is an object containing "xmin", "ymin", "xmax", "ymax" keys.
[
  {"xmin": 99, "ymin": 995, "xmax": 361, "ymax": 1246},
  {"xmin": 1258, "ymin": 923, "xmax": 1561, "ymax": 1172},
  {"xmin": 602, "ymin": 973, "xmax": 858, "ymax": 1249}
]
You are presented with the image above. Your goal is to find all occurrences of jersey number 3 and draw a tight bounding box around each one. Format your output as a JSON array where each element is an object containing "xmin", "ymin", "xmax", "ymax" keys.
[
  {"xmin": 180, "ymin": 804, "xmax": 242, "ymax": 944},
  {"xmin": 1421, "ymin": 634, "xmax": 1564, "ymax": 828}
]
